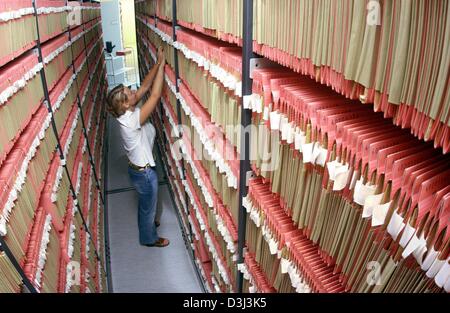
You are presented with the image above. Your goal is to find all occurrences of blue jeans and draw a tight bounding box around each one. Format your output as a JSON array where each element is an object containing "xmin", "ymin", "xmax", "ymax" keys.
[{"xmin": 128, "ymin": 166, "xmax": 159, "ymax": 245}]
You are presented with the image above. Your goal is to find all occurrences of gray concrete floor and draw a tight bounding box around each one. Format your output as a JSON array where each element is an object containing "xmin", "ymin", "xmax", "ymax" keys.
[{"xmin": 106, "ymin": 117, "xmax": 202, "ymax": 293}]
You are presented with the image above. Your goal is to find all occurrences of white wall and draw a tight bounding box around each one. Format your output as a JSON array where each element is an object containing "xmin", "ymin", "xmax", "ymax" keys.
[{"xmin": 101, "ymin": 0, "xmax": 126, "ymax": 87}]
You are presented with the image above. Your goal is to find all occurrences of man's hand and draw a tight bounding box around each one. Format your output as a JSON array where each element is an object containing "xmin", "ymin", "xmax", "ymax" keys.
[{"xmin": 157, "ymin": 46, "xmax": 165, "ymax": 67}]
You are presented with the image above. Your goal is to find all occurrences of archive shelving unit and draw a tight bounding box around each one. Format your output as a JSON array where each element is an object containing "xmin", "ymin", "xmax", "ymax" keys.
[
  {"xmin": 0, "ymin": 0, "xmax": 110, "ymax": 293},
  {"xmin": 135, "ymin": 0, "xmax": 450, "ymax": 294}
]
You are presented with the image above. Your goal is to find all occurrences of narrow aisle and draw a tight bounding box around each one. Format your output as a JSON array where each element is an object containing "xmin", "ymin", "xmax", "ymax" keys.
[{"xmin": 106, "ymin": 116, "xmax": 203, "ymax": 293}]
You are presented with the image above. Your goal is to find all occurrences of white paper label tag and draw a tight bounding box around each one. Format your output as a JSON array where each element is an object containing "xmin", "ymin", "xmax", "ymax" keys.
[
  {"xmin": 314, "ymin": 145, "xmax": 327, "ymax": 167},
  {"xmin": 399, "ymin": 224, "xmax": 416, "ymax": 248},
  {"xmin": 311, "ymin": 142, "xmax": 321, "ymax": 163},
  {"xmin": 296, "ymin": 283, "xmax": 305, "ymax": 293},
  {"xmin": 421, "ymin": 248, "xmax": 439, "ymax": 271},
  {"xmin": 362, "ymin": 194, "xmax": 383, "ymax": 218},
  {"xmin": 328, "ymin": 161, "xmax": 350, "ymax": 188},
  {"xmin": 426, "ymin": 258, "xmax": 445, "ymax": 279},
  {"xmin": 256, "ymin": 96, "xmax": 263, "ymax": 113},
  {"xmin": 371, "ymin": 201, "xmax": 391, "ymax": 226},
  {"xmin": 387, "ymin": 210, "xmax": 405, "ymax": 240},
  {"xmin": 277, "ymin": 249, "xmax": 282, "ymax": 259},
  {"xmin": 269, "ymin": 238, "xmax": 278, "ymax": 255},
  {"xmin": 333, "ymin": 167, "xmax": 351, "ymax": 191},
  {"xmin": 255, "ymin": 212, "xmax": 261, "ymax": 228},
  {"xmin": 413, "ymin": 243, "xmax": 428, "ymax": 265},
  {"xmin": 445, "ymin": 275, "xmax": 450, "ymax": 292},
  {"xmin": 280, "ymin": 116, "xmax": 289, "ymax": 140},
  {"xmin": 243, "ymin": 95, "xmax": 252, "ymax": 109},
  {"xmin": 353, "ymin": 179, "xmax": 376, "ymax": 206},
  {"xmin": 290, "ymin": 271, "xmax": 299, "ymax": 288},
  {"xmin": 302, "ymin": 143, "xmax": 315, "ymax": 164},
  {"xmin": 327, "ymin": 160, "xmax": 340, "ymax": 181},
  {"xmin": 349, "ymin": 170, "xmax": 359, "ymax": 190},
  {"xmin": 290, "ymin": 273, "xmax": 297, "ymax": 288},
  {"xmin": 204, "ymin": 60, "xmax": 211, "ymax": 71},
  {"xmin": 249, "ymin": 94, "xmax": 256, "ymax": 111},
  {"xmin": 281, "ymin": 258, "xmax": 289, "ymax": 274},
  {"xmin": 411, "ymin": 233, "xmax": 427, "ymax": 263},
  {"xmin": 295, "ymin": 130, "xmax": 306, "ymax": 151},
  {"xmin": 269, "ymin": 111, "xmax": 281, "ymax": 130},
  {"xmin": 287, "ymin": 263, "xmax": 294, "ymax": 276},
  {"xmin": 401, "ymin": 234, "xmax": 422, "ymax": 259},
  {"xmin": 243, "ymin": 196, "xmax": 250, "ymax": 213},
  {"xmin": 287, "ymin": 124, "xmax": 295, "ymax": 144}
]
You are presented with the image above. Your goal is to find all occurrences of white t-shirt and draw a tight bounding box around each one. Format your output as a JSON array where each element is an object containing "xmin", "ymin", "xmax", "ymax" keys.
[{"xmin": 116, "ymin": 108, "xmax": 156, "ymax": 167}]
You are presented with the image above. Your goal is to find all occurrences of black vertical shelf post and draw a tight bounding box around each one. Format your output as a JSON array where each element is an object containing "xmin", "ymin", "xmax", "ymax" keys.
[
  {"xmin": 83, "ymin": 0, "xmax": 112, "ymax": 293},
  {"xmin": 31, "ymin": 0, "xmax": 103, "ymax": 272},
  {"xmin": 170, "ymin": 0, "xmax": 208, "ymax": 293},
  {"xmin": 236, "ymin": 0, "xmax": 254, "ymax": 293},
  {"xmin": 0, "ymin": 237, "xmax": 37, "ymax": 293},
  {"xmin": 171, "ymin": 0, "xmax": 193, "ymax": 243},
  {"xmin": 67, "ymin": 1, "xmax": 102, "ymax": 203},
  {"xmin": 78, "ymin": 2, "xmax": 106, "ymax": 207},
  {"xmin": 66, "ymin": 0, "xmax": 111, "ymax": 292}
]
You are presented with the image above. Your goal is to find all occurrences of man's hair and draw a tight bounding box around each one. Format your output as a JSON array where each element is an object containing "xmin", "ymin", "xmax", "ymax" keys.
[{"xmin": 106, "ymin": 84, "xmax": 128, "ymax": 118}]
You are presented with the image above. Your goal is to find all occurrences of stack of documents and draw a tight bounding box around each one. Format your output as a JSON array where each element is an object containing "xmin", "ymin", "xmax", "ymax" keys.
[
  {"xmin": 175, "ymin": 0, "xmax": 242, "ymax": 45},
  {"xmin": 135, "ymin": 0, "xmax": 156, "ymax": 18},
  {"xmin": 51, "ymin": 69, "xmax": 77, "ymax": 135},
  {"xmin": 0, "ymin": 103, "xmax": 55, "ymax": 269},
  {"xmin": 36, "ymin": 0, "xmax": 69, "ymax": 44},
  {"xmin": 84, "ymin": 21, "xmax": 101, "ymax": 51},
  {"xmin": 0, "ymin": 250, "xmax": 22, "ymax": 292},
  {"xmin": 41, "ymin": 32, "xmax": 73, "ymax": 93},
  {"xmin": 58, "ymin": 196, "xmax": 79, "ymax": 292},
  {"xmin": 170, "ymin": 0, "xmax": 450, "ymax": 152},
  {"xmin": 190, "ymin": 205, "xmax": 215, "ymax": 292},
  {"xmin": 244, "ymin": 64, "xmax": 450, "ymax": 292},
  {"xmin": 137, "ymin": 0, "xmax": 450, "ymax": 294},
  {"xmin": 74, "ymin": 51, "xmax": 88, "ymax": 88},
  {"xmin": 0, "ymin": 0, "xmax": 37, "ymax": 68},
  {"xmin": 179, "ymin": 129, "xmax": 237, "ymax": 292},
  {"xmin": 0, "ymin": 0, "xmax": 107, "ymax": 293},
  {"xmin": 23, "ymin": 207, "xmax": 61, "ymax": 293},
  {"xmin": 252, "ymin": 0, "xmax": 450, "ymax": 152},
  {"xmin": 81, "ymin": 1, "xmax": 101, "ymax": 24},
  {"xmin": 69, "ymin": 26, "xmax": 84, "ymax": 60},
  {"xmin": 0, "ymin": 51, "xmax": 43, "ymax": 165},
  {"xmin": 176, "ymin": 50, "xmax": 241, "ymax": 151},
  {"xmin": 155, "ymin": 0, "xmax": 172, "ymax": 22},
  {"xmin": 175, "ymin": 27, "xmax": 242, "ymax": 95},
  {"xmin": 242, "ymin": 252, "xmax": 277, "ymax": 293},
  {"xmin": 40, "ymin": 97, "xmax": 81, "ymax": 235},
  {"xmin": 143, "ymin": 18, "xmax": 176, "ymax": 70},
  {"xmin": 246, "ymin": 177, "xmax": 345, "ymax": 293}
]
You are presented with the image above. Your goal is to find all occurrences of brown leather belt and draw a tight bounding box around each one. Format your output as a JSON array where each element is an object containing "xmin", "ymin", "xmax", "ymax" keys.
[{"xmin": 128, "ymin": 161, "xmax": 154, "ymax": 171}]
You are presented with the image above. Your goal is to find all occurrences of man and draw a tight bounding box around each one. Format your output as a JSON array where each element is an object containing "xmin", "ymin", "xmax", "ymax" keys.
[{"xmin": 106, "ymin": 47, "xmax": 169, "ymax": 247}]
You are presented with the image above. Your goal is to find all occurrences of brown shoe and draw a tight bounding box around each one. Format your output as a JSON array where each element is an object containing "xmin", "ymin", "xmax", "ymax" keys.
[{"xmin": 147, "ymin": 237, "xmax": 169, "ymax": 248}]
